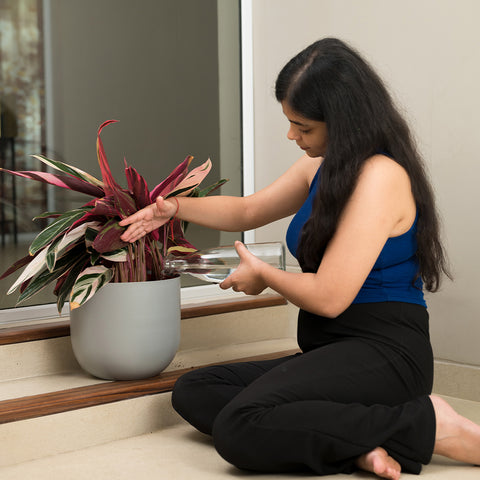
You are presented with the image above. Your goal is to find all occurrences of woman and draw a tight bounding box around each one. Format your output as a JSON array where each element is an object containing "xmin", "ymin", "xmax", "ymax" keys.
[{"xmin": 120, "ymin": 38, "xmax": 480, "ymax": 479}]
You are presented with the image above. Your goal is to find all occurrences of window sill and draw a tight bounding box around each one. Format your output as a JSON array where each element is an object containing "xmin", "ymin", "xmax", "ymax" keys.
[{"xmin": 0, "ymin": 291, "xmax": 287, "ymax": 346}]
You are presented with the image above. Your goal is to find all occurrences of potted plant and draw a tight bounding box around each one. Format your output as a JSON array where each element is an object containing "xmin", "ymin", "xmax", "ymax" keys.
[{"xmin": 0, "ymin": 120, "xmax": 226, "ymax": 380}]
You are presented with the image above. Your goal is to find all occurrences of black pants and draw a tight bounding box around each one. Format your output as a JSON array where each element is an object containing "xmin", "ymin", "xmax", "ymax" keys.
[{"xmin": 172, "ymin": 302, "xmax": 436, "ymax": 475}]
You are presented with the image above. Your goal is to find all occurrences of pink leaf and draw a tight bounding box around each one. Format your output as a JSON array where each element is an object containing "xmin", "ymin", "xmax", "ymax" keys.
[
  {"xmin": 149, "ymin": 155, "xmax": 193, "ymax": 201},
  {"xmin": 95, "ymin": 121, "xmax": 138, "ymax": 217},
  {"xmin": 0, "ymin": 169, "xmax": 104, "ymax": 197},
  {"xmin": 96, "ymin": 120, "xmax": 121, "ymax": 196},
  {"xmin": 167, "ymin": 158, "xmax": 212, "ymax": 198}
]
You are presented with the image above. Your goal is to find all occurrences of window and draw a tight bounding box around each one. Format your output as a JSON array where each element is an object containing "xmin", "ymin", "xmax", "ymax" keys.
[{"xmin": 0, "ymin": 0, "xmax": 252, "ymax": 325}]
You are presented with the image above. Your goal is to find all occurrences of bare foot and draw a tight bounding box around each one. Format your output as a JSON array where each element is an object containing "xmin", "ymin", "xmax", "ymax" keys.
[
  {"xmin": 431, "ymin": 395, "xmax": 480, "ymax": 465},
  {"xmin": 356, "ymin": 447, "xmax": 401, "ymax": 480}
]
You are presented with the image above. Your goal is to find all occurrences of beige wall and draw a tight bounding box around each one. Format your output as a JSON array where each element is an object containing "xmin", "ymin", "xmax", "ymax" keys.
[{"xmin": 251, "ymin": 0, "xmax": 480, "ymax": 366}]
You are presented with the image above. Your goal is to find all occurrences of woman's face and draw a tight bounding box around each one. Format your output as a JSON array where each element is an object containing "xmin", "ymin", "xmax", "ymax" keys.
[{"xmin": 281, "ymin": 101, "xmax": 328, "ymax": 158}]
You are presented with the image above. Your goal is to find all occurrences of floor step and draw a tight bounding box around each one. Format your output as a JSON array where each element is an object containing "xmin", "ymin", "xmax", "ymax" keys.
[
  {"xmin": 2, "ymin": 396, "xmax": 480, "ymax": 479},
  {"xmin": 0, "ymin": 294, "xmax": 294, "ymax": 384},
  {"xmin": 0, "ymin": 345, "xmax": 298, "ymax": 425},
  {"xmin": 0, "ymin": 293, "xmax": 297, "ymax": 467},
  {"xmin": 0, "ymin": 339, "xmax": 299, "ymax": 467}
]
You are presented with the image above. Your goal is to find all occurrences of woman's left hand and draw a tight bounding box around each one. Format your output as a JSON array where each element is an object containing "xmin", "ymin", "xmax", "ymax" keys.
[{"xmin": 219, "ymin": 241, "xmax": 268, "ymax": 295}]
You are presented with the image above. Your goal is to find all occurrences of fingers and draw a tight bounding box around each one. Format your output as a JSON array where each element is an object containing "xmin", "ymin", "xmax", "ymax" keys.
[
  {"xmin": 233, "ymin": 240, "xmax": 247, "ymax": 256},
  {"xmin": 120, "ymin": 225, "xmax": 145, "ymax": 242},
  {"xmin": 219, "ymin": 277, "xmax": 232, "ymax": 290},
  {"xmin": 118, "ymin": 197, "xmax": 179, "ymax": 243},
  {"xmin": 118, "ymin": 211, "xmax": 141, "ymax": 227}
]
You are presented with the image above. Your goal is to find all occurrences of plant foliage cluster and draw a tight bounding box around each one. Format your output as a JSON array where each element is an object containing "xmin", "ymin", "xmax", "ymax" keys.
[{"xmin": 0, "ymin": 120, "xmax": 226, "ymax": 312}]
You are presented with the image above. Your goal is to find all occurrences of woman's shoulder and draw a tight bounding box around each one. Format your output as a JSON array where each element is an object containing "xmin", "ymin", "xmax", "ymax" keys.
[
  {"xmin": 360, "ymin": 153, "xmax": 410, "ymax": 186},
  {"xmin": 357, "ymin": 154, "xmax": 416, "ymax": 236}
]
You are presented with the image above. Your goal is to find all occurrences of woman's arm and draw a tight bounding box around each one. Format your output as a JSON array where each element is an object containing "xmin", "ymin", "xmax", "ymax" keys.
[
  {"xmin": 120, "ymin": 154, "xmax": 320, "ymax": 242},
  {"xmin": 220, "ymin": 155, "xmax": 417, "ymax": 317}
]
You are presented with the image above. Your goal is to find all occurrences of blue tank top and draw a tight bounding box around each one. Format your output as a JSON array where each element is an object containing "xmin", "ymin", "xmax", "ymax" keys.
[{"xmin": 286, "ymin": 166, "xmax": 426, "ymax": 307}]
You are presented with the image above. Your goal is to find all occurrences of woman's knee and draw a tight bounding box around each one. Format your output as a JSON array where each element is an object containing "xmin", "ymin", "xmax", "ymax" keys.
[
  {"xmin": 171, "ymin": 370, "xmax": 194, "ymax": 414},
  {"xmin": 171, "ymin": 368, "xmax": 214, "ymax": 416},
  {"xmin": 171, "ymin": 366, "xmax": 241, "ymax": 435}
]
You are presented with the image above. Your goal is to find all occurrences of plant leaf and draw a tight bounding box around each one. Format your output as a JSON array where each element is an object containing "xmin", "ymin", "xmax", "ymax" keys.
[
  {"xmin": 164, "ymin": 218, "xmax": 197, "ymax": 252},
  {"xmin": 92, "ymin": 219, "xmax": 128, "ymax": 253},
  {"xmin": 90, "ymin": 197, "xmax": 119, "ymax": 217},
  {"xmin": 125, "ymin": 164, "xmax": 150, "ymax": 209},
  {"xmin": 30, "ymin": 154, "xmax": 104, "ymax": 188},
  {"xmin": 149, "ymin": 155, "xmax": 193, "ymax": 201},
  {"xmin": 167, "ymin": 158, "xmax": 212, "ymax": 197},
  {"xmin": 0, "ymin": 254, "xmax": 34, "ymax": 280},
  {"xmin": 7, "ymin": 249, "xmax": 49, "ymax": 295},
  {"xmin": 46, "ymin": 236, "xmax": 63, "ymax": 272},
  {"xmin": 46, "ymin": 221, "xmax": 101, "ymax": 271},
  {"xmin": 85, "ymin": 225, "xmax": 101, "ymax": 248},
  {"xmin": 100, "ymin": 249, "xmax": 128, "ymax": 262},
  {"xmin": 194, "ymin": 178, "xmax": 229, "ymax": 197},
  {"xmin": 29, "ymin": 208, "xmax": 92, "ymax": 256},
  {"xmin": 96, "ymin": 120, "xmax": 121, "ymax": 196},
  {"xmin": 94, "ymin": 120, "xmax": 138, "ymax": 217},
  {"xmin": 33, "ymin": 211, "xmax": 63, "ymax": 220},
  {"xmin": 16, "ymin": 247, "xmax": 87, "ymax": 305},
  {"xmin": 166, "ymin": 245, "xmax": 198, "ymax": 255},
  {"xmin": 69, "ymin": 265, "xmax": 114, "ymax": 310},
  {"xmin": 113, "ymin": 188, "xmax": 138, "ymax": 217},
  {"xmin": 0, "ymin": 168, "xmax": 104, "ymax": 197},
  {"xmin": 54, "ymin": 259, "xmax": 89, "ymax": 314}
]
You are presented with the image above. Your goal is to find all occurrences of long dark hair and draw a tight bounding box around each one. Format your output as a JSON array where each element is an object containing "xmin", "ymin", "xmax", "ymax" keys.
[{"xmin": 275, "ymin": 38, "xmax": 450, "ymax": 291}]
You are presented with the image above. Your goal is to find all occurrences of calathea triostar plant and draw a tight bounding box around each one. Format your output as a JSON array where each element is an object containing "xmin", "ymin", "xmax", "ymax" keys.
[{"xmin": 0, "ymin": 120, "xmax": 226, "ymax": 313}]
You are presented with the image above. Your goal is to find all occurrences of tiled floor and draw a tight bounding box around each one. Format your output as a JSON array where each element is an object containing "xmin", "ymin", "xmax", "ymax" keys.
[{"xmin": 1, "ymin": 395, "xmax": 479, "ymax": 480}]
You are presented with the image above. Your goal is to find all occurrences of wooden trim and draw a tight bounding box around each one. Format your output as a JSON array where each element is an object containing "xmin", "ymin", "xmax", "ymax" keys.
[
  {"xmin": 0, "ymin": 294, "xmax": 287, "ymax": 346},
  {"xmin": 0, "ymin": 349, "xmax": 299, "ymax": 424},
  {"xmin": 0, "ymin": 321, "xmax": 70, "ymax": 346},
  {"xmin": 181, "ymin": 293, "xmax": 286, "ymax": 319}
]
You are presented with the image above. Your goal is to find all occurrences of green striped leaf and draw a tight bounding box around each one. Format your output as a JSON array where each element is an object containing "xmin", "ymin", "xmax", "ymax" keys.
[
  {"xmin": 69, "ymin": 266, "xmax": 114, "ymax": 310},
  {"xmin": 7, "ymin": 249, "xmax": 49, "ymax": 295},
  {"xmin": 194, "ymin": 178, "xmax": 228, "ymax": 197},
  {"xmin": 46, "ymin": 236, "xmax": 63, "ymax": 272},
  {"xmin": 33, "ymin": 211, "xmax": 63, "ymax": 220},
  {"xmin": 29, "ymin": 208, "xmax": 91, "ymax": 256},
  {"xmin": 15, "ymin": 247, "xmax": 88, "ymax": 305},
  {"xmin": 100, "ymin": 248, "xmax": 128, "ymax": 262},
  {"xmin": 31, "ymin": 155, "xmax": 104, "ymax": 188},
  {"xmin": 46, "ymin": 221, "xmax": 101, "ymax": 271},
  {"xmin": 55, "ymin": 259, "xmax": 89, "ymax": 314}
]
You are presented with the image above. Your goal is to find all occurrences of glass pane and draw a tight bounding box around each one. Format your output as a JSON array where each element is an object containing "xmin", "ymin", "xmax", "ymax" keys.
[{"xmin": 0, "ymin": 0, "xmax": 242, "ymax": 312}]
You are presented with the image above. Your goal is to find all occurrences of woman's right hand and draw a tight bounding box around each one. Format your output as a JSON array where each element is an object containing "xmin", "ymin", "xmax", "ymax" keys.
[{"xmin": 119, "ymin": 196, "xmax": 178, "ymax": 243}]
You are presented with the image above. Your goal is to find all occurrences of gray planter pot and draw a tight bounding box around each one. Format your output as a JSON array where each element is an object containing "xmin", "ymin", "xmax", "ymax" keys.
[{"xmin": 70, "ymin": 276, "xmax": 181, "ymax": 380}]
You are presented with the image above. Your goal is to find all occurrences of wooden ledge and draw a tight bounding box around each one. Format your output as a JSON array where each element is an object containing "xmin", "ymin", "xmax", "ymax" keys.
[
  {"xmin": 0, "ymin": 349, "xmax": 299, "ymax": 424},
  {"xmin": 0, "ymin": 293, "xmax": 287, "ymax": 346}
]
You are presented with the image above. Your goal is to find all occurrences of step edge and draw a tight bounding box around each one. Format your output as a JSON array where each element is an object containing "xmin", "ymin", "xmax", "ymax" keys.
[
  {"xmin": 0, "ymin": 294, "xmax": 287, "ymax": 346},
  {"xmin": 0, "ymin": 348, "xmax": 299, "ymax": 425}
]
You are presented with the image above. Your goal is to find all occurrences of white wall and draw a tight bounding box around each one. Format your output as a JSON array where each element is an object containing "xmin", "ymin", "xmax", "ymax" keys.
[{"xmin": 251, "ymin": 0, "xmax": 480, "ymax": 366}]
